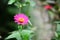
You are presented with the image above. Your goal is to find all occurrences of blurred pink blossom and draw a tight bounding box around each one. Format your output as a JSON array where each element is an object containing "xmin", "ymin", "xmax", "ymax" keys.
[
  {"xmin": 44, "ymin": 5, "xmax": 52, "ymax": 10},
  {"xmin": 14, "ymin": 13, "xmax": 29, "ymax": 25}
]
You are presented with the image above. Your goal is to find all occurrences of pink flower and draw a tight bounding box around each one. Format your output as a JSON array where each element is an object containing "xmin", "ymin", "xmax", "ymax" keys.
[
  {"xmin": 44, "ymin": 5, "xmax": 52, "ymax": 10},
  {"xmin": 14, "ymin": 13, "xmax": 29, "ymax": 25}
]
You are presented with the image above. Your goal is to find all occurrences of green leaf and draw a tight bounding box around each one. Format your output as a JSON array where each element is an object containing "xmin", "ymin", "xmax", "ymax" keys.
[
  {"xmin": 14, "ymin": 2, "xmax": 22, "ymax": 8},
  {"xmin": 24, "ymin": 0, "xmax": 30, "ymax": 2},
  {"xmin": 30, "ymin": 1, "xmax": 36, "ymax": 7},
  {"xmin": 48, "ymin": 11, "xmax": 55, "ymax": 19},
  {"xmin": 5, "ymin": 31, "xmax": 21, "ymax": 40},
  {"xmin": 57, "ymin": 32, "xmax": 60, "ymax": 36},
  {"xmin": 57, "ymin": 0, "xmax": 60, "ymax": 5},
  {"xmin": 56, "ymin": 24, "xmax": 60, "ymax": 32},
  {"xmin": 21, "ymin": 30, "xmax": 33, "ymax": 36},
  {"xmin": 22, "ymin": 4, "xmax": 26, "ymax": 6},
  {"xmin": 8, "ymin": 0, "xmax": 16, "ymax": 5},
  {"xmin": 54, "ymin": 21, "xmax": 60, "ymax": 23},
  {"xmin": 28, "ymin": 20, "xmax": 32, "ymax": 26},
  {"xmin": 7, "ymin": 7, "xmax": 19, "ymax": 14},
  {"xmin": 54, "ymin": 21, "xmax": 60, "ymax": 32},
  {"xmin": 24, "ymin": 0, "xmax": 36, "ymax": 7},
  {"xmin": 18, "ymin": 25, "xmax": 22, "ymax": 31},
  {"xmin": 21, "ymin": 30, "xmax": 34, "ymax": 40},
  {"xmin": 55, "ymin": 32, "xmax": 58, "ymax": 38}
]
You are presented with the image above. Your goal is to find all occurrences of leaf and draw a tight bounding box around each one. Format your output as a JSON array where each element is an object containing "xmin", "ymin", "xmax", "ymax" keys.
[
  {"xmin": 57, "ymin": 32, "xmax": 60, "ymax": 35},
  {"xmin": 54, "ymin": 21, "xmax": 60, "ymax": 32},
  {"xmin": 24, "ymin": 0, "xmax": 36, "ymax": 7},
  {"xmin": 14, "ymin": 2, "xmax": 22, "ymax": 8},
  {"xmin": 21, "ymin": 30, "xmax": 34, "ymax": 40},
  {"xmin": 54, "ymin": 21, "xmax": 60, "ymax": 23},
  {"xmin": 8, "ymin": 0, "xmax": 16, "ymax": 5},
  {"xmin": 57, "ymin": 0, "xmax": 60, "ymax": 5},
  {"xmin": 30, "ymin": 0, "xmax": 36, "ymax": 7},
  {"xmin": 49, "ymin": 11, "xmax": 54, "ymax": 17},
  {"xmin": 28, "ymin": 20, "xmax": 32, "ymax": 26},
  {"xmin": 24, "ymin": 0, "xmax": 30, "ymax": 2},
  {"xmin": 18, "ymin": 25, "xmax": 22, "ymax": 31},
  {"xmin": 21, "ymin": 30, "xmax": 33, "ymax": 35},
  {"xmin": 22, "ymin": 4, "xmax": 26, "ymax": 6},
  {"xmin": 7, "ymin": 7, "xmax": 19, "ymax": 14},
  {"xmin": 55, "ymin": 32, "xmax": 58, "ymax": 38},
  {"xmin": 46, "ymin": 0, "xmax": 55, "ymax": 4},
  {"xmin": 48, "ymin": 11, "xmax": 55, "ymax": 19},
  {"xmin": 5, "ymin": 31, "xmax": 21, "ymax": 40},
  {"xmin": 57, "ymin": 24, "xmax": 60, "ymax": 32}
]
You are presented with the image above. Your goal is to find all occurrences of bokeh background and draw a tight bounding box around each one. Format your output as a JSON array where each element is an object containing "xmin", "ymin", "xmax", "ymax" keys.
[{"xmin": 0, "ymin": 0, "xmax": 60, "ymax": 40}]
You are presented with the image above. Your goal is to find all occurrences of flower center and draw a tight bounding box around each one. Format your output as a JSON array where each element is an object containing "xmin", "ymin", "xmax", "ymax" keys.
[{"xmin": 19, "ymin": 18, "xmax": 24, "ymax": 23}]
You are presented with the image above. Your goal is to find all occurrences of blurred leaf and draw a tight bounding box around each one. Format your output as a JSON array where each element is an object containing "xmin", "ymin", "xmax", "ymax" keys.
[
  {"xmin": 40, "ymin": 0, "xmax": 46, "ymax": 2},
  {"xmin": 21, "ymin": 30, "xmax": 34, "ymax": 40},
  {"xmin": 5, "ymin": 31, "xmax": 21, "ymax": 40},
  {"xmin": 24, "ymin": 0, "xmax": 30, "ymax": 2},
  {"xmin": 57, "ymin": 32, "xmax": 60, "ymax": 35},
  {"xmin": 48, "ymin": 11, "xmax": 55, "ymax": 19},
  {"xmin": 24, "ymin": 0, "xmax": 36, "ymax": 7},
  {"xmin": 22, "ymin": 4, "xmax": 26, "ymax": 6},
  {"xmin": 48, "ymin": 11, "xmax": 54, "ymax": 17},
  {"xmin": 7, "ymin": 7, "xmax": 19, "ymax": 14},
  {"xmin": 46, "ymin": 0, "xmax": 55, "ymax": 4},
  {"xmin": 8, "ymin": 0, "xmax": 16, "ymax": 5},
  {"xmin": 55, "ymin": 32, "xmax": 58, "ymax": 38},
  {"xmin": 28, "ymin": 20, "xmax": 32, "ymax": 26},
  {"xmin": 57, "ymin": 24, "xmax": 60, "ymax": 32},
  {"xmin": 58, "ymin": 7, "xmax": 60, "ymax": 13},
  {"xmin": 54, "ymin": 21, "xmax": 60, "ymax": 32},
  {"xmin": 30, "ymin": 0, "xmax": 36, "ymax": 7},
  {"xmin": 14, "ymin": 2, "xmax": 22, "ymax": 8},
  {"xmin": 54, "ymin": 21, "xmax": 60, "ymax": 23},
  {"xmin": 21, "ymin": 4, "xmax": 30, "ymax": 16},
  {"xmin": 18, "ymin": 25, "xmax": 22, "ymax": 31},
  {"xmin": 57, "ymin": 0, "xmax": 60, "ymax": 5},
  {"xmin": 7, "ymin": 21, "xmax": 18, "ymax": 30}
]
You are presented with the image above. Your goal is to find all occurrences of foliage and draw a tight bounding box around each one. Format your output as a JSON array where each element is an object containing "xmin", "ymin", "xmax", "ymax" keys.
[
  {"xmin": 40, "ymin": 0, "xmax": 60, "ymax": 40},
  {"xmin": 4, "ymin": 0, "xmax": 35, "ymax": 40},
  {"xmin": 0, "ymin": 0, "xmax": 60, "ymax": 40}
]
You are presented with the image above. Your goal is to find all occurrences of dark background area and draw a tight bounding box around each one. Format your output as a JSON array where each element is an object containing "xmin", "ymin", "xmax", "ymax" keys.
[{"xmin": 0, "ymin": 0, "xmax": 17, "ymax": 40}]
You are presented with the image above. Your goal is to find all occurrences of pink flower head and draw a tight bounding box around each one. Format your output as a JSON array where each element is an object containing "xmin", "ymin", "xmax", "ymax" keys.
[
  {"xmin": 44, "ymin": 5, "xmax": 52, "ymax": 10},
  {"xmin": 14, "ymin": 13, "xmax": 29, "ymax": 25}
]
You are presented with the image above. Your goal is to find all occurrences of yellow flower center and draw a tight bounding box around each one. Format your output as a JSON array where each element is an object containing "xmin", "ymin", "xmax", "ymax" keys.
[{"xmin": 19, "ymin": 18, "xmax": 24, "ymax": 23}]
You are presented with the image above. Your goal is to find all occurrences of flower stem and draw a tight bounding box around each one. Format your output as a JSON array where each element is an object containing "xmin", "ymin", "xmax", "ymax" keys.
[{"xmin": 18, "ymin": 25, "xmax": 22, "ymax": 31}]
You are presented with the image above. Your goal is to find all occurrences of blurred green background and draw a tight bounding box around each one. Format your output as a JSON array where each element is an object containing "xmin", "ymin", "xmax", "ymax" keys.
[
  {"xmin": 0, "ymin": 0, "xmax": 18, "ymax": 40},
  {"xmin": 0, "ymin": 0, "xmax": 60, "ymax": 40}
]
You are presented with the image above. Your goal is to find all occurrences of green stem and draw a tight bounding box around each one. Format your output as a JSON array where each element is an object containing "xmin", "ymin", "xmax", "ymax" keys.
[
  {"xmin": 18, "ymin": 25, "xmax": 22, "ymax": 40},
  {"xmin": 18, "ymin": 25, "xmax": 22, "ymax": 31},
  {"xmin": 19, "ymin": 7, "xmax": 21, "ymax": 13}
]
